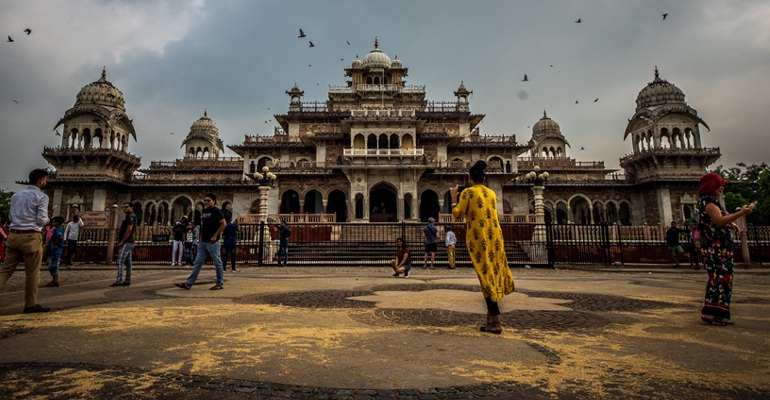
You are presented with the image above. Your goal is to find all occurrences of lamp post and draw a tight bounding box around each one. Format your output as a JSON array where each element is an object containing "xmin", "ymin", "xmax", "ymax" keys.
[
  {"xmin": 250, "ymin": 166, "xmax": 277, "ymax": 265},
  {"xmin": 525, "ymin": 166, "xmax": 549, "ymax": 246}
]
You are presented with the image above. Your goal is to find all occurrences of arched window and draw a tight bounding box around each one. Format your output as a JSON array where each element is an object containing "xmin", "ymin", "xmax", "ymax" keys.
[
  {"xmin": 367, "ymin": 134, "xmax": 377, "ymax": 149},
  {"xmin": 389, "ymin": 135, "xmax": 399, "ymax": 149}
]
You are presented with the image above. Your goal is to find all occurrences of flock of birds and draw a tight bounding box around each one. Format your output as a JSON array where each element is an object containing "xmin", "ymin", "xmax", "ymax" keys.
[{"xmin": 6, "ymin": 28, "xmax": 31, "ymax": 43}]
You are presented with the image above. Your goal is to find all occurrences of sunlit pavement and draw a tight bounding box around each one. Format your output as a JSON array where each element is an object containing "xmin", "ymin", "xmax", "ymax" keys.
[{"xmin": 1, "ymin": 265, "xmax": 769, "ymax": 399}]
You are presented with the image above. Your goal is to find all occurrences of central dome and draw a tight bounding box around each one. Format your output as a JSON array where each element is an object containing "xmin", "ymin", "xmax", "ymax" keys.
[
  {"xmin": 75, "ymin": 67, "xmax": 125, "ymax": 110},
  {"xmin": 189, "ymin": 109, "xmax": 219, "ymax": 137},
  {"xmin": 635, "ymin": 67, "xmax": 685, "ymax": 110},
  {"xmin": 532, "ymin": 111, "xmax": 562, "ymax": 136},
  {"xmin": 362, "ymin": 37, "xmax": 391, "ymax": 69}
]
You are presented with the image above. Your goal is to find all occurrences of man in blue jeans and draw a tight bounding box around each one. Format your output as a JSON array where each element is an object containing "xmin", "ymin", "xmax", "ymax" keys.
[
  {"xmin": 175, "ymin": 193, "xmax": 226, "ymax": 290},
  {"xmin": 111, "ymin": 202, "xmax": 136, "ymax": 287}
]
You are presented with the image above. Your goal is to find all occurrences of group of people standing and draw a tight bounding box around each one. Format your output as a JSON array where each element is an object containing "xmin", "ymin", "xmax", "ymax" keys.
[{"xmin": 0, "ymin": 166, "xmax": 758, "ymax": 334}]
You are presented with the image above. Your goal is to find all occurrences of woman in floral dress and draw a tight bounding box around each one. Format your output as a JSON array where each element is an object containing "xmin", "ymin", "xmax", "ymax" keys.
[
  {"xmin": 451, "ymin": 160, "xmax": 514, "ymax": 334},
  {"xmin": 696, "ymin": 172, "xmax": 755, "ymax": 326}
]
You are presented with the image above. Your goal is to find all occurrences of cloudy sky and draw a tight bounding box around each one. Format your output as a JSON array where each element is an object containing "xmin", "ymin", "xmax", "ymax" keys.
[{"xmin": 1, "ymin": 0, "xmax": 769, "ymax": 189}]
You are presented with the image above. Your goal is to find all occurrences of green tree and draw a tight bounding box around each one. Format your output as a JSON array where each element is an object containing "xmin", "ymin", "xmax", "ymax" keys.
[
  {"xmin": 0, "ymin": 188, "xmax": 12, "ymax": 222},
  {"xmin": 716, "ymin": 162, "xmax": 770, "ymax": 225}
]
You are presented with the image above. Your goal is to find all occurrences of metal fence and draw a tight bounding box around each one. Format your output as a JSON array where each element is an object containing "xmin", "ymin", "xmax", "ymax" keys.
[{"xmin": 67, "ymin": 222, "xmax": 770, "ymax": 268}]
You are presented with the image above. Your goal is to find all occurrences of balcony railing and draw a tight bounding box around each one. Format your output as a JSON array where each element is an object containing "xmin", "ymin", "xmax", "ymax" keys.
[
  {"xmin": 350, "ymin": 109, "xmax": 416, "ymax": 118},
  {"xmin": 517, "ymin": 157, "xmax": 607, "ymax": 169},
  {"xmin": 343, "ymin": 148, "xmax": 424, "ymax": 157},
  {"xmin": 329, "ymin": 84, "xmax": 426, "ymax": 94}
]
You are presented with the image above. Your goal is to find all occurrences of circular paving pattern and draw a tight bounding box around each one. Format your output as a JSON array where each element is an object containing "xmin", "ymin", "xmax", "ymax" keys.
[{"xmin": 241, "ymin": 283, "xmax": 678, "ymax": 331}]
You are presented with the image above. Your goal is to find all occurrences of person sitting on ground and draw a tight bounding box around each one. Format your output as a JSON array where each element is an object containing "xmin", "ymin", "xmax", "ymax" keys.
[{"xmin": 390, "ymin": 237, "xmax": 411, "ymax": 278}]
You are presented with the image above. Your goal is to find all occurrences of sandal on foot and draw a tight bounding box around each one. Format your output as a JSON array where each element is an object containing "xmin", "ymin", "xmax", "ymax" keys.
[
  {"xmin": 209, "ymin": 285, "xmax": 223, "ymax": 290},
  {"xmin": 174, "ymin": 282, "xmax": 191, "ymax": 290},
  {"xmin": 44, "ymin": 281, "xmax": 59, "ymax": 287}
]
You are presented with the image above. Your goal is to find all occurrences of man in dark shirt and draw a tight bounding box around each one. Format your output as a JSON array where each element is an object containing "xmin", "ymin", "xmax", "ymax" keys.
[
  {"xmin": 111, "ymin": 202, "xmax": 136, "ymax": 286},
  {"xmin": 422, "ymin": 217, "xmax": 439, "ymax": 269},
  {"xmin": 171, "ymin": 216, "xmax": 188, "ymax": 266},
  {"xmin": 175, "ymin": 194, "xmax": 226, "ymax": 290},
  {"xmin": 666, "ymin": 221, "xmax": 685, "ymax": 268},
  {"xmin": 274, "ymin": 220, "xmax": 291, "ymax": 266}
]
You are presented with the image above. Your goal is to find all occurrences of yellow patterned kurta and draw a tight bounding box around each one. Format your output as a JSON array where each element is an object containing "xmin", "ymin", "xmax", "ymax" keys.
[{"xmin": 452, "ymin": 184, "xmax": 514, "ymax": 302}]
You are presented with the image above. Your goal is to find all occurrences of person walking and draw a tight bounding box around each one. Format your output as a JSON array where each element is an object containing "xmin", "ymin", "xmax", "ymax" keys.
[
  {"xmin": 111, "ymin": 202, "xmax": 136, "ymax": 287},
  {"xmin": 445, "ymin": 225, "xmax": 457, "ymax": 269},
  {"xmin": 62, "ymin": 214, "xmax": 84, "ymax": 267},
  {"xmin": 175, "ymin": 194, "xmax": 226, "ymax": 290},
  {"xmin": 42, "ymin": 222, "xmax": 54, "ymax": 264},
  {"xmin": 274, "ymin": 220, "xmax": 291, "ymax": 267},
  {"xmin": 422, "ymin": 217, "xmax": 438, "ymax": 269},
  {"xmin": 666, "ymin": 221, "xmax": 685, "ymax": 268},
  {"xmin": 0, "ymin": 168, "xmax": 54, "ymax": 313},
  {"xmin": 450, "ymin": 160, "xmax": 514, "ymax": 334},
  {"xmin": 44, "ymin": 216, "xmax": 65, "ymax": 287},
  {"xmin": 222, "ymin": 214, "xmax": 239, "ymax": 272},
  {"xmin": 183, "ymin": 220, "xmax": 198, "ymax": 266},
  {"xmin": 171, "ymin": 216, "xmax": 188, "ymax": 266},
  {"xmin": 696, "ymin": 172, "xmax": 755, "ymax": 326},
  {"xmin": 390, "ymin": 237, "xmax": 411, "ymax": 278}
]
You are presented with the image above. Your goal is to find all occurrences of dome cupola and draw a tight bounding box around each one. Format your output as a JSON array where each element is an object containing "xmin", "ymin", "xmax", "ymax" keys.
[
  {"xmin": 182, "ymin": 109, "xmax": 224, "ymax": 158},
  {"xmin": 74, "ymin": 67, "xmax": 126, "ymax": 111},
  {"xmin": 362, "ymin": 37, "xmax": 391, "ymax": 69},
  {"xmin": 532, "ymin": 110, "xmax": 562, "ymax": 137},
  {"xmin": 635, "ymin": 67, "xmax": 686, "ymax": 110},
  {"xmin": 351, "ymin": 54, "xmax": 363, "ymax": 68}
]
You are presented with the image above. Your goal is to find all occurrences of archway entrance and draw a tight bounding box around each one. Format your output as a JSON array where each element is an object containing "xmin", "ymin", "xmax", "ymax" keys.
[
  {"xmin": 370, "ymin": 184, "xmax": 397, "ymax": 222},
  {"xmin": 280, "ymin": 190, "xmax": 301, "ymax": 214},
  {"xmin": 328, "ymin": 189, "xmax": 348, "ymax": 222},
  {"xmin": 420, "ymin": 190, "xmax": 439, "ymax": 222}
]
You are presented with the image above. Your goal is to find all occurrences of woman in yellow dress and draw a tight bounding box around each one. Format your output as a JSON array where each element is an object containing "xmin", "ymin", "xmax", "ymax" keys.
[{"xmin": 450, "ymin": 160, "xmax": 515, "ymax": 334}]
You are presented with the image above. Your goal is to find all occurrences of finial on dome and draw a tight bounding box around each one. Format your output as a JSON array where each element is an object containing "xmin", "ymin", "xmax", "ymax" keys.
[
  {"xmin": 543, "ymin": 110, "xmax": 548, "ymax": 118},
  {"xmin": 204, "ymin": 108, "xmax": 208, "ymax": 118},
  {"xmin": 654, "ymin": 65, "xmax": 660, "ymax": 80},
  {"xmin": 374, "ymin": 36, "xmax": 378, "ymax": 49},
  {"xmin": 100, "ymin": 66, "xmax": 107, "ymax": 82}
]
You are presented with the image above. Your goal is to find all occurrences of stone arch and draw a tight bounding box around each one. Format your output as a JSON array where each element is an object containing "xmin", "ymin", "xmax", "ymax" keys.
[
  {"xmin": 257, "ymin": 156, "xmax": 272, "ymax": 172},
  {"xmin": 354, "ymin": 134, "xmax": 365, "ymax": 149},
  {"xmin": 378, "ymin": 134, "xmax": 388, "ymax": 149},
  {"xmin": 157, "ymin": 201, "xmax": 170, "ymax": 225},
  {"xmin": 327, "ymin": 189, "xmax": 347, "ymax": 222},
  {"xmin": 592, "ymin": 201, "xmax": 604, "ymax": 224},
  {"xmin": 403, "ymin": 193, "xmax": 413, "ymax": 220},
  {"xmin": 555, "ymin": 200, "xmax": 568, "ymax": 225},
  {"xmin": 355, "ymin": 193, "xmax": 364, "ymax": 219},
  {"xmin": 303, "ymin": 189, "xmax": 323, "ymax": 213},
  {"xmin": 619, "ymin": 201, "xmax": 632, "ymax": 225},
  {"xmin": 605, "ymin": 201, "xmax": 619, "ymax": 224},
  {"xmin": 171, "ymin": 195, "xmax": 193, "ymax": 224},
  {"xmin": 389, "ymin": 134, "xmax": 399, "ymax": 149},
  {"xmin": 370, "ymin": 181, "xmax": 398, "ymax": 222},
  {"xmin": 568, "ymin": 195, "xmax": 591, "ymax": 225},
  {"xmin": 402, "ymin": 134, "xmax": 413, "ymax": 150},
  {"xmin": 488, "ymin": 155, "xmax": 504, "ymax": 171},
  {"xmin": 419, "ymin": 188, "xmax": 440, "ymax": 222},
  {"xmin": 143, "ymin": 202, "xmax": 157, "ymax": 226},
  {"xmin": 132, "ymin": 202, "xmax": 143, "ymax": 225},
  {"xmin": 367, "ymin": 134, "xmax": 377, "ymax": 149},
  {"xmin": 280, "ymin": 189, "xmax": 301, "ymax": 214}
]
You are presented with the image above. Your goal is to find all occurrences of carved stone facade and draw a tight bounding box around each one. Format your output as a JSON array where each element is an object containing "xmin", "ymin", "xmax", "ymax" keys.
[{"xmin": 41, "ymin": 43, "xmax": 720, "ymax": 227}]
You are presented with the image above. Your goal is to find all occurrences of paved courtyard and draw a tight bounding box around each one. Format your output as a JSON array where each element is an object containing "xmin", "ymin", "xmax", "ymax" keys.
[{"xmin": 1, "ymin": 265, "xmax": 769, "ymax": 399}]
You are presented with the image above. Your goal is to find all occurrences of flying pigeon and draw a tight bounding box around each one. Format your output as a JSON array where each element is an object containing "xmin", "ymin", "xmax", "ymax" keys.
[
  {"xmin": 346, "ymin": 40, "xmax": 350, "ymax": 45},
  {"xmin": 298, "ymin": 29, "xmax": 305, "ymax": 38},
  {"xmin": 7, "ymin": 36, "xmax": 13, "ymax": 42},
  {"xmin": 574, "ymin": 18, "xmax": 581, "ymax": 23},
  {"xmin": 581, "ymin": 147, "xmax": 585, "ymax": 150},
  {"xmin": 594, "ymin": 98, "xmax": 598, "ymax": 102},
  {"xmin": 24, "ymin": 28, "xmax": 31, "ymax": 35},
  {"xmin": 575, "ymin": 100, "xmax": 579, "ymax": 104},
  {"xmin": 662, "ymin": 13, "xmax": 668, "ymax": 20},
  {"xmin": 55, "ymin": 130, "xmax": 61, "ymax": 137},
  {"xmin": 522, "ymin": 74, "xmax": 528, "ymax": 82},
  {"xmin": 12, "ymin": 99, "xmax": 18, "ymax": 104},
  {"xmin": 308, "ymin": 41, "xmax": 314, "ymax": 48}
]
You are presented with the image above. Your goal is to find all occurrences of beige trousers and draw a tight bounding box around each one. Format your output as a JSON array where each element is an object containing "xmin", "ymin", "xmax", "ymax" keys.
[
  {"xmin": 447, "ymin": 244, "xmax": 456, "ymax": 268},
  {"xmin": 0, "ymin": 232, "xmax": 43, "ymax": 307}
]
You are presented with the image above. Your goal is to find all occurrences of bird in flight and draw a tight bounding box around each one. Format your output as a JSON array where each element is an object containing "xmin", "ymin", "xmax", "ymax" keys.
[
  {"xmin": 308, "ymin": 64, "xmax": 312, "ymax": 67},
  {"xmin": 662, "ymin": 13, "xmax": 668, "ymax": 20},
  {"xmin": 346, "ymin": 40, "xmax": 350, "ymax": 45},
  {"xmin": 170, "ymin": 132, "xmax": 174, "ymax": 135},
  {"xmin": 594, "ymin": 98, "xmax": 599, "ymax": 102},
  {"xmin": 581, "ymin": 147, "xmax": 585, "ymax": 150},
  {"xmin": 340, "ymin": 58, "xmax": 344, "ymax": 61},
  {"xmin": 55, "ymin": 130, "xmax": 61, "ymax": 137},
  {"xmin": 12, "ymin": 99, "xmax": 18, "ymax": 104},
  {"xmin": 265, "ymin": 120, "xmax": 268, "ymax": 123},
  {"xmin": 522, "ymin": 74, "xmax": 528, "ymax": 82},
  {"xmin": 574, "ymin": 18, "xmax": 581, "ymax": 23},
  {"xmin": 298, "ymin": 29, "xmax": 306, "ymax": 38},
  {"xmin": 308, "ymin": 41, "xmax": 314, "ymax": 48},
  {"xmin": 7, "ymin": 36, "xmax": 13, "ymax": 42},
  {"xmin": 575, "ymin": 100, "xmax": 579, "ymax": 104},
  {"xmin": 24, "ymin": 28, "xmax": 31, "ymax": 35}
]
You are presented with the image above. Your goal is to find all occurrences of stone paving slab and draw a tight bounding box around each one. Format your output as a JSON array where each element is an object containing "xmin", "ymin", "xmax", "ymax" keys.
[{"xmin": 1, "ymin": 265, "xmax": 770, "ymax": 399}]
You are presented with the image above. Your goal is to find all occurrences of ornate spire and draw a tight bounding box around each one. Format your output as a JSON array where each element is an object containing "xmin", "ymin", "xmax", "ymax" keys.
[
  {"xmin": 374, "ymin": 36, "xmax": 378, "ymax": 49},
  {"xmin": 99, "ymin": 66, "xmax": 107, "ymax": 82},
  {"xmin": 543, "ymin": 110, "xmax": 548, "ymax": 118},
  {"xmin": 654, "ymin": 65, "xmax": 660, "ymax": 81},
  {"xmin": 203, "ymin": 108, "xmax": 208, "ymax": 118}
]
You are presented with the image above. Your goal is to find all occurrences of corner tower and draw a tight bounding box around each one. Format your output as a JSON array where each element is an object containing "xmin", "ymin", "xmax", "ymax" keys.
[{"xmin": 620, "ymin": 67, "xmax": 720, "ymax": 182}]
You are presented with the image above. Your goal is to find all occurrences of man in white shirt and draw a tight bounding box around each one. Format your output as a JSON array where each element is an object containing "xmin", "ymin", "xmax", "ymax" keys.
[
  {"xmin": 445, "ymin": 225, "xmax": 457, "ymax": 269},
  {"xmin": 63, "ymin": 214, "xmax": 85, "ymax": 267},
  {"xmin": 0, "ymin": 168, "xmax": 54, "ymax": 313}
]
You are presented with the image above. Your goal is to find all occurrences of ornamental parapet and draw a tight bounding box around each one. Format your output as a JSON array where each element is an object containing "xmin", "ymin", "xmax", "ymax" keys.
[
  {"xmin": 517, "ymin": 157, "xmax": 608, "ymax": 170},
  {"xmin": 142, "ymin": 157, "xmax": 243, "ymax": 171},
  {"xmin": 42, "ymin": 146, "xmax": 141, "ymax": 163},
  {"xmin": 343, "ymin": 148, "xmax": 424, "ymax": 157},
  {"xmin": 619, "ymin": 147, "xmax": 721, "ymax": 164}
]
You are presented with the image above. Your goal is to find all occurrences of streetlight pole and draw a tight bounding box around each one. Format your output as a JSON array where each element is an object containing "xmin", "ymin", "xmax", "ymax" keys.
[
  {"xmin": 525, "ymin": 166, "xmax": 549, "ymax": 262},
  {"xmin": 250, "ymin": 166, "xmax": 277, "ymax": 265}
]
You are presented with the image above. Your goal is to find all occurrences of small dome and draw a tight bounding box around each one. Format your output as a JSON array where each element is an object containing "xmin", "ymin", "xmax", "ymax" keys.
[
  {"xmin": 391, "ymin": 54, "xmax": 402, "ymax": 68},
  {"xmin": 362, "ymin": 37, "xmax": 391, "ymax": 69},
  {"xmin": 188, "ymin": 109, "xmax": 219, "ymax": 137},
  {"xmin": 351, "ymin": 55, "xmax": 362, "ymax": 68},
  {"xmin": 75, "ymin": 67, "xmax": 125, "ymax": 110},
  {"xmin": 532, "ymin": 110, "xmax": 561, "ymax": 136},
  {"xmin": 635, "ymin": 67, "xmax": 685, "ymax": 110}
]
